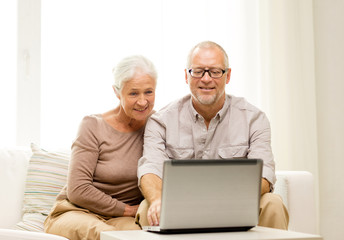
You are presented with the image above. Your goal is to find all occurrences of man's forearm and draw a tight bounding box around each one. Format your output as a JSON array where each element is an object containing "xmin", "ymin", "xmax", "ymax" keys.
[{"xmin": 140, "ymin": 173, "xmax": 162, "ymax": 203}]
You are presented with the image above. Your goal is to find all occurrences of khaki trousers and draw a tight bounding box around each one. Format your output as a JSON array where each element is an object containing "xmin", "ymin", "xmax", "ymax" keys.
[
  {"xmin": 44, "ymin": 200, "xmax": 140, "ymax": 240},
  {"xmin": 136, "ymin": 193, "xmax": 289, "ymax": 230}
]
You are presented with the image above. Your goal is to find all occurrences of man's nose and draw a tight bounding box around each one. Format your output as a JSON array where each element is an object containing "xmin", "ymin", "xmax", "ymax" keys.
[{"xmin": 201, "ymin": 71, "xmax": 212, "ymax": 82}]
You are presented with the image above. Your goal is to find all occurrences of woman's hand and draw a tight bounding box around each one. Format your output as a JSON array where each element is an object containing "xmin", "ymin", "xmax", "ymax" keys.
[{"xmin": 123, "ymin": 204, "xmax": 140, "ymax": 217}]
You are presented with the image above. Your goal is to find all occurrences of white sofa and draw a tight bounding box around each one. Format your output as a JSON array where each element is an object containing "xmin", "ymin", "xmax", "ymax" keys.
[{"xmin": 0, "ymin": 145, "xmax": 317, "ymax": 239}]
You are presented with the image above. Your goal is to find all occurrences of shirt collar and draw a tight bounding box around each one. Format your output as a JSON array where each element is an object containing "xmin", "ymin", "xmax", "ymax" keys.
[
  {"xmin": 217, "ymin": 95, "xmax": 230, "ymax": 122},
  {"xmin": 188, "ymin": 97, "xmax": 199, "ymax": 122},
  {"xmin": 188, "ymin": 94, "xmax": 231, "ymax": 123}
]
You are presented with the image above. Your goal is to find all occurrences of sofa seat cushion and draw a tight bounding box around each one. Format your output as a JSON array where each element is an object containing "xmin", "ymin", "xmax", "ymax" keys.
[{"xmin": 15, "ymin": 213, "xmax": 47, "ymax": 232}]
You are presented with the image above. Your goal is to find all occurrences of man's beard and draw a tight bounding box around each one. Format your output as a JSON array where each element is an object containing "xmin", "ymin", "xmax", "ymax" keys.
[
  {"xmin": 194, "ymin": 92, "xmax": 217, "ymax": 105},
  {"xmin": 193, "ymin": 88, "xmax": 225, "ymax": 105}
]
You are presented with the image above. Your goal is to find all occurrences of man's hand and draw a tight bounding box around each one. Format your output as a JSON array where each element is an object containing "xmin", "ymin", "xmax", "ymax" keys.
[
  {"xmin": 147, "ymin": 198, "xmax": 161, "ymax": 226},
  {"xmin": 261, "ymin": 178, "xmax": 271, "ymax": 196},
  {"xmin": 140, "ymin": 173, "xmax": 163, "ymax": 226}
]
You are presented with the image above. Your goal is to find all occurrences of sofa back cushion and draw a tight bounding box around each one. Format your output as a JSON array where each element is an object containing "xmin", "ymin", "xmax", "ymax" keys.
[
  {"xmin": 15, "ymin": 143, "xmax": 70, "ymax": 231},
  {"xmin": 22, "ymin": 143, "xmax": 70, "ymax": 215}
]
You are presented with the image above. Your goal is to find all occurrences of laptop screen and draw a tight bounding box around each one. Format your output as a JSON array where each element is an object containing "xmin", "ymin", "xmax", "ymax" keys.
[{"xmin": 159, "ymin": 159, "xmax": 262, "ymax": 231}]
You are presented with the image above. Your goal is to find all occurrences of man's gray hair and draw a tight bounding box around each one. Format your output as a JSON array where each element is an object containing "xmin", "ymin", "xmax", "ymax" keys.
[
  {"xmin": 112, "ymin": 55, "xmax": 157, "ymax": 93},
  {"xmin": 186, "ymin": 41, "xmax": 229, "ymax": 68}
]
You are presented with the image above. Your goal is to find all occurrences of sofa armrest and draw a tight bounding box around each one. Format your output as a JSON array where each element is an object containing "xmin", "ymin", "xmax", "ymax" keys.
[
  {"xmin": 275, "ymin": 171, "xmax": 317, "ymax": 234},
  {"xmin": 0, "ymin": 147, "xmax": 32, "ymax": 228}
]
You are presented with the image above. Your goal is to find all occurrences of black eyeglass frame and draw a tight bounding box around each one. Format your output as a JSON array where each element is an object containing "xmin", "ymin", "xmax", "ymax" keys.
[{"xmin": 187, "ymin": 68, "xmax": 227, "ymax": 78}]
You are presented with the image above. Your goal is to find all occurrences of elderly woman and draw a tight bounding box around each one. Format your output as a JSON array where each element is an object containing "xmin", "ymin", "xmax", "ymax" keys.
[{"xmin": 44, "ymin": 55, "xmax": 157, "ymax": 240}]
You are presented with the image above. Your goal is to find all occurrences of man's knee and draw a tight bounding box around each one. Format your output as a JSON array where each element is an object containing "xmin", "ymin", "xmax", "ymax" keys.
[
  {"xmin": 135, "ymin": 199, "xmax": 149, "ymax": 227},
  {"xmin": 259, "ymin": 193, "xmax": 289, "ymax": 230},
  {"xmin": 261, "ymin": 193, "xmax": 285, "ymax": 210}
]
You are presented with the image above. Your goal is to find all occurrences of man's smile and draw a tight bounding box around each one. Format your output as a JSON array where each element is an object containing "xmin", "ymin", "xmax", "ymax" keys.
[{"xmin": 199, "ymin": 86, "xmax": 215, "ymax": 91}]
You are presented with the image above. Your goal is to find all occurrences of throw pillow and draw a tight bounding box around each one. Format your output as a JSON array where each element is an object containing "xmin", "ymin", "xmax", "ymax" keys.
[{"xmin": 15, "ymin": 143, "xmax": 70, "ymax": 231}]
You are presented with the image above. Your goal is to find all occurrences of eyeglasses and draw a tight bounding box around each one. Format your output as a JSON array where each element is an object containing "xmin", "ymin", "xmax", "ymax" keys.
[{"xmin": 188, "ymin": 68, "xmax": 227, "ymax": 78}]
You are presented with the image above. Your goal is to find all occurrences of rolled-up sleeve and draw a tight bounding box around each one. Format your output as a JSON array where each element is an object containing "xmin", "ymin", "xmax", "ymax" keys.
[
  {"xmin": 137, "ymin": 113, "xmax": 169, "ymax": 185},
  {"xmin": 248, "ymin": 111, "xmax": 276, "ymax": 189}
]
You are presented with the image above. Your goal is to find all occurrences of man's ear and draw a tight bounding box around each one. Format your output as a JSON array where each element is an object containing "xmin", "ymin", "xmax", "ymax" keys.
[
  {"xmin": 185, "ymin": 69, "xmax": 189, "ymax": 85},
  {"xmin": 226, "ymin": 68, "xmax": 231, "ymax": 84}
]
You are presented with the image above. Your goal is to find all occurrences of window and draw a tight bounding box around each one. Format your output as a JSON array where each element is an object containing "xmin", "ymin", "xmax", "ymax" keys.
[
  {"xmin": 12, "ymin": 0, "xmax": 262, "ymax": 148},
  {"xmin": 0, "ymin": 1, "xmax": 17, "ymax": 146}
]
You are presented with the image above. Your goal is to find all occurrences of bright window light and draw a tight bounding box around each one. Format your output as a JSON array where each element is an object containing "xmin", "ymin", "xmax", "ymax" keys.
[
  {"xmin": 0, "ymin": 1, "xmax": 17, "ymax": 146},
  {"xmin": 41, "ymin": 0, "xmax": 257, "ymax": 148}
]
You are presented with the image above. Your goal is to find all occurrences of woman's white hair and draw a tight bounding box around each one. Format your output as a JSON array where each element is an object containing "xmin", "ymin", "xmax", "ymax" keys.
[{"xmin": 112, "ymin": 55, "xmax": 157, "ymax": 93}]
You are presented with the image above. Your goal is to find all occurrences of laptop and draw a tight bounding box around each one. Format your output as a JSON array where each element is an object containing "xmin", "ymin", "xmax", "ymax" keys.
[{"xmin": 143, "ymin": 158, "xmax": 263, "ymax": 234}]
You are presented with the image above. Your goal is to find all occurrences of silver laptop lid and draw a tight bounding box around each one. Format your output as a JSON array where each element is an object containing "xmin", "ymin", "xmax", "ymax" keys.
[{"xmin": 159, "ymin": 159, "xmax": 262, "ymax": 230}]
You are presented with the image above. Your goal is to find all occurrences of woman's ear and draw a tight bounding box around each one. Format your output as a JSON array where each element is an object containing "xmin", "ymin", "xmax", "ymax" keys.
[{"xmin": 113, "ymin": 86, "xmax": 120, "ymax": 99}]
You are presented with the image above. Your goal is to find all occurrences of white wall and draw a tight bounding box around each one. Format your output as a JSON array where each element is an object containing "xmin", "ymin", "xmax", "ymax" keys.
[{"xmin": 313, "ymin": 0, "xmax": 344, "ymax": 240}]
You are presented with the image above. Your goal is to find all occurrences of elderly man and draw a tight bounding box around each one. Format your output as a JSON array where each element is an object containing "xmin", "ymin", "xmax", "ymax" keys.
[{"xmin": 137, "ymin": 41, "xmax": 289, "ymax": 230}]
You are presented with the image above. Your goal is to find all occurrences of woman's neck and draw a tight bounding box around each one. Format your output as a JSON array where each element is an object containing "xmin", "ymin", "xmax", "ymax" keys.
[{"xmin": 103, "ymin": 107, "xmax": 145, "ymax": 132}]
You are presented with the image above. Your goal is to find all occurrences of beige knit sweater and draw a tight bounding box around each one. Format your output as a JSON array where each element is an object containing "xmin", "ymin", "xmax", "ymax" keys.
[{"xmin": 57, "ymin": 114, "xmax": 144, "ymax": 217}]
